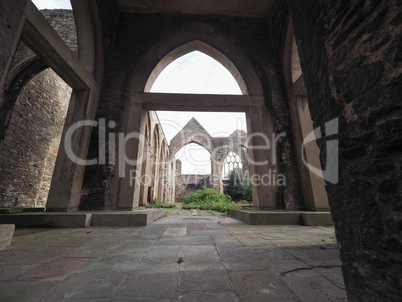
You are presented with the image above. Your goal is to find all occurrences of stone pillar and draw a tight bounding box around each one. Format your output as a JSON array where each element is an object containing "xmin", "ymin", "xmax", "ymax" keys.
[
  {"xmin": 157, "ymin": 153, "xmax": 165, "ymax": 202},
  {"xmin": 170, "ymin": 160, "xmax": 176, "ymax": 202},
  {"xmin": 139, "ymin": 141, "xmax": 150, "ymax": 206},
  {"xmin": 291, "ymin": 0, "xmax": 401, "ymax": 300},
  {"xmin": 246, "ymin": 103, "xmax": 277, "ymax": 210},
  {"xmin": 0, "ymin": 0, "xmax": 29, "ymax": 92},
  {"xmin": 144, "ymin": 145, "xmax": 152, "ymax": 204},
  {"xmin": 115, "ymin": 101, "xmax": 146, "ymax": 210},
  {"xmin": 47, "ymin": 89, "xmax": 99, "ymax": 211},
  {"xmin": 211, "ymin": 160, "xmax": 223, "ymax": 192},
  {"xmin": 151, "ymin": 144, "xmax": 161, "ymax": 202},
  {"xmin": 169, "ymin": 160, "xmax": 176, "ymax": 203},
  {"xmin": 288, "ymin": 92, "xmax": 329, "ymax": 210}
]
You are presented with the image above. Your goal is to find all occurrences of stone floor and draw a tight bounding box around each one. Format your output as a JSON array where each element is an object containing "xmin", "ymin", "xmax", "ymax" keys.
[{"xmin": 0, "ymin": 209, "xmax": 347, "ymax": 301}]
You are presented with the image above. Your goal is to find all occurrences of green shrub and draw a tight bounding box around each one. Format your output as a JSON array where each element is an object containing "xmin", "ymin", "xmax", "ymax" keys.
[
  {"xmin": 183, "ymin": 186, "xmax": 231, "ymax": 205},
  {"xmin": 160, "ymin": 203, "xmax": 177, "ymax": 209},
  {"xmin": 146, "ymin": 199, "xmax": 176, "ymax": 209},
  {"xmin": 241, "ymin": 185, "xmax": 253, "ymax": 203},
  {"xmin": 224, "ymin": 169, "xmax": 253, "ymax": 203},
  {"xmin": 182, "ymin": 203, "xmax": 199, "ymax": 210},
  {"xmin": 181, "ymin": 187, "xmax": 249, "ymax": 214}
]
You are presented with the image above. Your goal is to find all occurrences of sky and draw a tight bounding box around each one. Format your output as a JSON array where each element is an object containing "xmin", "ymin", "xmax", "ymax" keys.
[
  {"xmin": 31, "ymin": 0, "xmax": 247, "ymax": 175},
  {"xmin": 32, "ymin": 0, "xmax": 71, "ymax": 9}
]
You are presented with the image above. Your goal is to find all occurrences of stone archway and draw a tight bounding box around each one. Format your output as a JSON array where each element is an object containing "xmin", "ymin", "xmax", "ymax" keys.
[
  {"xmin": 127, "ymin": 25, "xmax": 263, "ymax": 94},
  {"xmin": 118, "ymin": 26, "xmax": 278, "ymax": 210},
  {"xmin": 144, "ymin": 40, "xmax": 248, "ymax": 95},
  {"xmin": 0, "ymin": 57, "xmax": 47, "ymax": 140}
]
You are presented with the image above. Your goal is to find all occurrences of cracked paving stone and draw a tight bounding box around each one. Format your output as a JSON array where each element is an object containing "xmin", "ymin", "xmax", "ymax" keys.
[{"xmin": 229, "ymin": 270, "xmax": 300, "ymax": 301}]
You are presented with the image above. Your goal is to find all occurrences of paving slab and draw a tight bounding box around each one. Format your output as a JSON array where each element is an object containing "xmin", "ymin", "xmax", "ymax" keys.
[
  {"xmin": 11, "ymin": 257, "xmax": 95, "ymax": 282},
  {"xmin": 217, "ymin": 246, "xmax": 294, "ymax": 271},
  {"xmin": 0, "ymin": 280, "xmax": 57, "ymax": 302},
  {"xmin": 267, "ymin": 259, "xmax": 312, "ymax": 276},
  {"xmin": 116, "ymin": 263, "xmax": 179, "ymax": 299},
  {"xmin": 162, "ymin": 227, "xmax": 187, "ymax": 236},
  {"xmin": 228, "ymin": 210, "xmax": 333, "ymax": 226},
  {"xmin": 144, "ymin": 245, "xmax": 184, "ymax": 265},
  {"xmin": 179, "ymin": 268, "xmax": 231, "ymax": 292},
  {"xmin": 283, "ymin": 246, "xmax": 342, "ymax": 267},
  {"xmin": 0, "ymin": 211, "xmax": 346, "ymax": 301},
  {"xmin": 212, "ymin": 235, "xmax": 243, "ymax": 247},
  {"xmin": 314, "ymin": 266, "xmax": 346, "ymax": 290},
  {"xmin": 177, "ymin": 291, "xmax": 238, "ymax": 302},
  {"xmin": 156, "ymin": 234, "xmax": 214, "ymax": 245},
  {"xmin": 110, "ymin": 239, "xmax": 156, "ymax": 253},
  {"xmin": 283, "ymin": 275, "xmax": 347, "ymax": 302},
  {"xmin": 39, "ymin": 272, "xmax": 127, "ymax": 300},
  {"xmin": 80, "ymin": 252, "xmax": 145, "ymax": 274},
  {"xmin": 228, "ymin": 270, "xmax": 300, "ymax": 301}
]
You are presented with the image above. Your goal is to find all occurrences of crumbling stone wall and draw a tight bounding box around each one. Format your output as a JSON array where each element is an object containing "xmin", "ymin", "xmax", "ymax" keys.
[
  {"xmin": 289, "ymin": 0, "xmax": 402, "ymax": 300},
  {"xmin": 0, "ymin": 9, "xmax": 76, "ymax": 208},
  {"xmin": 0, "ymin": 68, "xmax": 70, "ymax": 207},
  {"xmin": 171, "ymin": 118, "xmax": 250, "ymax": 200}
]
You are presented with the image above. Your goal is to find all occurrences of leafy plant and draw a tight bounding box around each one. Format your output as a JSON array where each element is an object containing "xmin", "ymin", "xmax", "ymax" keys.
[
  {"xmin": 240, "ymin": 184, "xmax": 253, "ymax": 203},
  {"xmin": 183, "ymin": 186, "xmax": 231, "ymax": 205},
  {"xmin": 224, "ymin": 169, "xmax": 253, "ymax": 203},
  {"xmin": 146, "ymin": 199, "xmax": 177, "ymax": 209}
]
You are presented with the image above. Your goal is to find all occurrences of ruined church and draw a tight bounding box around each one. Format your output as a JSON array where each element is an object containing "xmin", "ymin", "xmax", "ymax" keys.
[{"xmin": 0, "ymin": 0, "xmax": 401, "ymax": 301}]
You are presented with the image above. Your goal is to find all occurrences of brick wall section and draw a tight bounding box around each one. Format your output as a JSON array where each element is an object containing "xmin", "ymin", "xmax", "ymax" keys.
[
  {"xmin": 10, "ymin": 9, "xmax": 77, "ymax": 71},
  {"xmin": 290, "ymin": 0, "xmax": 401, "ymax": 300},
  {"xmin": 0, "ymin": 68, "xmax": 71, "ymax": 207}
]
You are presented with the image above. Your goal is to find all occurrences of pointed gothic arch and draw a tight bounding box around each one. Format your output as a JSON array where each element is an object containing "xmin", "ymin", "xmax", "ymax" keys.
[
  {"xmin": 145, "ymin": 41, "xmax": 247, "ymax": 94},
  {"xmin": 126, "ymin": 25, "xmax": 264, "ymax": 95},
  {"xmin": 119, "ymin": 24, "xmax": 278, "ymax": 210}
]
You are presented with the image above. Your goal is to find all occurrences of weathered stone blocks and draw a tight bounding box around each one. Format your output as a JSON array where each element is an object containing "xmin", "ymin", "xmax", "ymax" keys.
[{"xmin": 0, "ymin": 224, "xmax": 15, "ymax": 250}]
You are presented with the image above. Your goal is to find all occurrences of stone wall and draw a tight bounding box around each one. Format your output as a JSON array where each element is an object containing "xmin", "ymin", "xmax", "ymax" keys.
[
  {"xmin": 0, "ymin": 9, "xmax": 76, "ymax": 208},
  {"xmin": 80, "ymin": 110, "xmax": 175, "ymax": 209},
  {"xmin": 10, "ymin": 10, "xmax": 77, "ymax": 72},
  {"xmin": 0, "ymin": 68, "xmax": 71, "ymax": 207},
  {"xmin": 175, "ymin": 174, "xmax": 210, "ymax": 202},
  {"xmin": 289, "ymin": 0, "xmax": 402, "ymax": 300}
]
